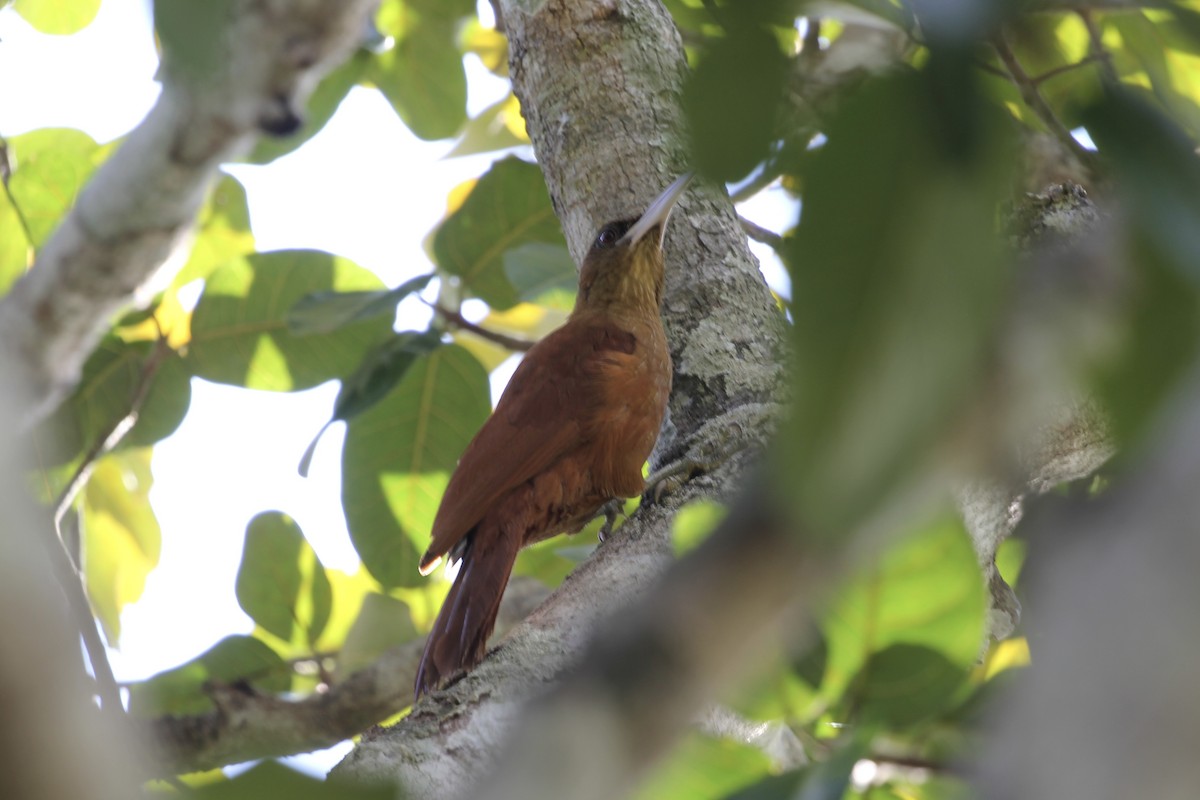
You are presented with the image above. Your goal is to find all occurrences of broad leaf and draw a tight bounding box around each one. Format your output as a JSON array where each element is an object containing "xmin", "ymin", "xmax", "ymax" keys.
[
  {"xmin": 848, "ymin": 644, "xmax": 969, "ymax": 730},
  {"xmin": 6, "ymin": 128, "xmax": 106, "ymax": 247},
  {"xmin": 235, "ymin": 511, "xmax": 332, "ymax": 647},
  {"xmin": 128, "ymin": 635, "xmax": 289, "ymax": 717},
  {"xmin": 820, "ymin": 519, "xmax": 986, "ymax": 712},
  {"xmin": 0, "ymin": 182, "xmax": 31, "ymax": 295},
  {"xmin": 343, "ymin": 345, "xmax": 490, "ymax": 587},
  {"xmin": 187, "ymin": 250, "xmax": 392, "ymax": 391},
  {"xmin": 287, "ymin": 274, "xmax": 433, "ymax": 335},
  {"xmin": 370, "ymin": 0, "xmax": 469, "ymax": 140},
  {"xmin": 685, "ymin": 26, "xmax": 789, "ymax": 183},
  {"xmin": 153, "ymin": 0, "xmax": 234, "ymax": 79},
  {"xmin": 81, "ymin": 448, "xmax": 162, "ymax": 646},
  {"xmin": 782, "ymin": 70, "xmax": 1012, "ymax": 533},
  {"xmin": 298, "ymin": 330, "xmax": 443, "ymax": 477},
  {"xmin": 35, "ymin": 336, "xmax": 192, "ymax": 467},
  {"xmin": 433, "ymin": 156, "xmax": 568, "ymax": 310},
  {"xmin": 503, "ymin": 242, "xmax": 576, "ymax": 302},
  {"xmin": 173, "ymin": 173, "xmax": 255, "ymax": 287}
]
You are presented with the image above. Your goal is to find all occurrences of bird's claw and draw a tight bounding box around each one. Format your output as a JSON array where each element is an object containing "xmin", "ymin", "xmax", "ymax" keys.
[
  {"xmin": 643, "ymin": 444, "xmax": 751, "ymax": 503},
  {"xmin": 596, "ymin": 499, "xmax": 625, "ymax": 543}
]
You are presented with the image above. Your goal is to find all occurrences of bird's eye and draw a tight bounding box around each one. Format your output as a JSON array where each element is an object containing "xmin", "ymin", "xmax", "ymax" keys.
[{"xmin": 596, "ymin": 226, "xmax": 619, "ymax": 248}]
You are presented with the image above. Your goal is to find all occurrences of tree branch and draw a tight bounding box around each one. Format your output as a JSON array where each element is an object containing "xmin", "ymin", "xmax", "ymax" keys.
[
  {"xmin": 145, "ymin": 578, "xmax": 549, "ymax": 776},
  {"xmin": 991, "ymin": 33, "xmax": 1101, "ymax": 174},
  {"xmin": 0, "ymin": 0, "xmax": 378, "ymax": 429},
  {"xmin": 431, "ymin": 304, "xmax": 535, "ymax": 352}
]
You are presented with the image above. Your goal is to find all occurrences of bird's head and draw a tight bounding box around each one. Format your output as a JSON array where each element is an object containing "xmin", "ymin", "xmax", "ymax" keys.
[{"xmin": 576, "ymin": 173, "xmax": 691, "ymax": 314}]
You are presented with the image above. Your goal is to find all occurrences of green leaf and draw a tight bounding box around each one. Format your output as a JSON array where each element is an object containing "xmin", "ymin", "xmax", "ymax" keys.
[
  {"xmin": 298, "ymin": 331, "xmax": 443, "ymax": 477},
  {"xmin": 849, "ymin": 644, "xmax": 970, "ymax": 729},
  {"xmin": 153, "ymin": 0, "xmax": 234, "ymax": 79},
  {"xmin": 433, "ymin": 156, "xmax": 567, "ymax": 310},
  {"xmin": 445, "ymin": 94, "xmax": 527, "ymax": 158},
  {"xmin": 188, "ymin": 760, "xmax": 394, "ymax": 800},
  {"xmin": 337, "ymin": 592, "xmax": 418, "ymax": 676},
  {"xmin": 6, "ymin": 128, "xmax": 104, "ymax": 247},
  {"xmin": 820, "ymin": 519, "xmax": 986, "ymax": 712},
  {"xmin": 503, "ymin": 242, "xmax": 577, "ymax": 302},
  {"xmin": 81, "ymin": 449, "xmax": 162, "ymax": 646},
  {"xmin": 723, "ymin": 736, "xmax": 867, "ymax": 800},
  {"xmin": 782, "ymin": 69, "xmax": 1012, "ymax": 533},
  {"xmin": 127, "ymin": 635, "xmax": 289, "ymax": 717},
  {"xmin": 684, "ymin": 26, "xmax": 789, "ymax": 182},
  {"xmin": 671, "ymin": 500, "xmax": 728, "ymax": 556},
  {"xmin": 635, "ymin": 734, "xmax": 773, "ymax": 800},
  {"xmin": 246, "ymin": 49, "xmax": 372, "ymax": 164},
  {"xmin": 235, "ymin": 511, "xmax": 332, "ymax": 646},
  {"xmin": 187, "ymin": 250, "xmax": 392, "ymax": 390},
  {"xmin": 35, "ymin": 336, "xmax": 192, "ymax": 466},
  {"xmin": 173, "ymin": 173, "xmax": 255, "ymax": 287},
  {"xmin": 287, "ymin": 274, "xmax": 434, "ymax": 335},
  {"xmin": 343, "ymin": 345, "xmax": 490, "ymax": 587},
  {"xmin": 12, "ymin": 0, "xmax": 100, "ymax": 34},
  {"xmin": 370, "ymin": 0, "xmax": 468, "ymax": 140}
]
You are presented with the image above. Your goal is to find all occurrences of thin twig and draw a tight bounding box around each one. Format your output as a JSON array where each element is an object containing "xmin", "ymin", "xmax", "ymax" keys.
[
  {"xmin": 0, "ymin": 150, "xmax": 36, "ymax": 251},
  {"xmin": 430, "ymin": 303, "xmax": 536, "ymax": 352},
  {"xmin": 49, "ymin": 334, "xmax": 173, "ymax": 715},
  {"xmin": 1079, "ymin": 10, "xmax": 1118, "ymax": 81},
  {"xmin": 1031, "ymin": 52, "xmax": 1108, "ymax": 86},
  {"xmin": 731, "ymin": 162, "xmax": 783, "ymax": 204},
  {"xmin": 992, "ymin": 32, "xmax": 1101, "ymax": 172},
  {"xmin": 739, "ymin": 216, "xmax": 784, "ymax": 251}
]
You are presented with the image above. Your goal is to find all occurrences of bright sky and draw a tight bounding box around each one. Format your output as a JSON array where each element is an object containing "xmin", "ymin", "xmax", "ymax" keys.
[{"xmin": 0, "ymin": 0, "xmax": 794, "ymax": 776}]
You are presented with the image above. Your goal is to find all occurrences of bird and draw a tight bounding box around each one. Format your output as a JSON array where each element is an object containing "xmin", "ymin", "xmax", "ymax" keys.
[{"xmin": 413, "ymin": 174, "xmax": 692, "ymax": 700}]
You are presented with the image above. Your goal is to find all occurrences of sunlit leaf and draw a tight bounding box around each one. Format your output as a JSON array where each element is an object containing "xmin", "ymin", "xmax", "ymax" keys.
[
  {"xmin": 671, "ymin": 499, "xmax": 728, "ymax": 556},
  {"xmin": 370, "ymin": 0, "xmax": 468, "ymax": 140},
  {"xmin": 6, "ymin": 128, "xmax": 104, "ymax": 247},
  {"xmin": 343, "ymin": 345, "xmax": 490, "ymax": 587},
  {"xmin": 12, "ymin": 0, "xmax": 100, "ymax": 34},
  {"xmin": 173, "ymin": 173, "xmax": 255, "ymax": 287},
  {"xmin": 235, "ymin": 511, "xmax": 332, "ymax": 646},
  {"xmin": 445, "ymin": 94, "xmax": 527, "ymax": 158},
  {"xmin": 821, "ymin": 519, "xmax": 986, "ymax": 712},
  {"xmin": 81, "ymin": 448, "xmax": 161, "ymax": 646},
  {"xmin": 433, "ymin": 156, "xmax": 568, "ymax": 309},
  {"xmin": 187, "ymin": 250, "xmax": 392, "ymax": 391},
  {"xmin": 128, "ymin": 635, "xmax": 289, "ymax": 717}
]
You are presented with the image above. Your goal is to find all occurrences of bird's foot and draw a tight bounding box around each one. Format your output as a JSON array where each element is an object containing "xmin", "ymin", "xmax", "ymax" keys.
[
  {"xmin": 643, "ymin": 444, "xmax": 751, "ymax": 503},
  {"xmin": 596, "ymin": 498, "xmax": 627, "ymax": 543}
]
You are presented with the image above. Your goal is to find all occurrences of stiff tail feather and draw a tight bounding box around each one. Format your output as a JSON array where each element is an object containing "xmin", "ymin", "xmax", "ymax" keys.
[{"xmin": 413, "ymin": 528, "xmax": 520, "ymax": 700}]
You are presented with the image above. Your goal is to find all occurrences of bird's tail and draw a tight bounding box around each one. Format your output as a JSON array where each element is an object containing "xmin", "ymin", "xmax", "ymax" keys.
[{"xmin": 414, "ymin": 527, "xmax": 520, "ymax": 700}]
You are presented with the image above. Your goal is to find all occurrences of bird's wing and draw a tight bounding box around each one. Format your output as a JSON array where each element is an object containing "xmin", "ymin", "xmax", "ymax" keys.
[{"xmin": 419, "ymin": 319, "xmax": 638, "ymax": 572}]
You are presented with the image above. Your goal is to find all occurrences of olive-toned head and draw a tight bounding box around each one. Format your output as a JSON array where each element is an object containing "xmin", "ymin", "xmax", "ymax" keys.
[{"xmin": 576, "ymin": 174, "xmax": 692, "ymax": 314}]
